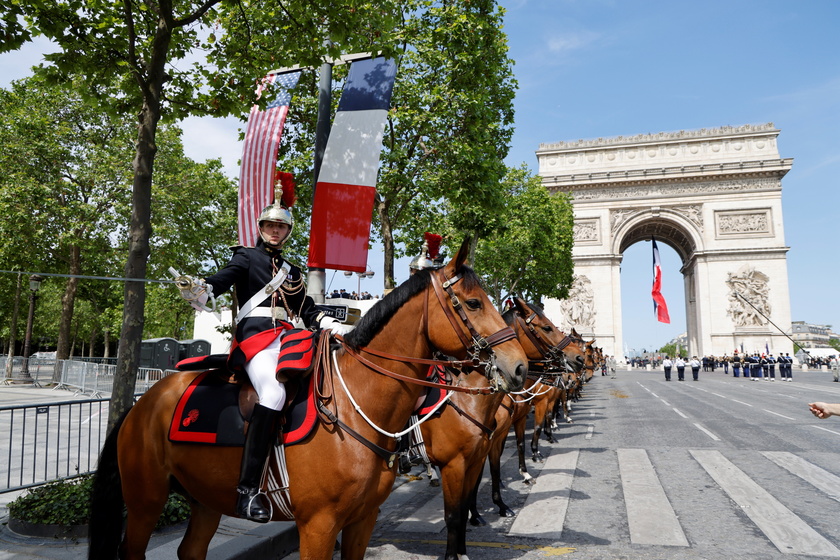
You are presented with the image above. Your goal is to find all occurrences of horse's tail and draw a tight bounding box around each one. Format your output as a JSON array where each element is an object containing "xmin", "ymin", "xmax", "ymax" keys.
[{"xmin": 88, "ymin": 410, "xmax": 130, "ymax": 560}]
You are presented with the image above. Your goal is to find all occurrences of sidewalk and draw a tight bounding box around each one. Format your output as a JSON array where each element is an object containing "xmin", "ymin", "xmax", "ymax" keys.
[{"xmin": 0, "ymin": 385, "xmax": 299, "ymax": 559}]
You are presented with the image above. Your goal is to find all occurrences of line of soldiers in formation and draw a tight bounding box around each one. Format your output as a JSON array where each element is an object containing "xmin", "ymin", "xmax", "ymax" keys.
[{"xmin": 727, "ymin": 352, "xmax": 795, "ymax": 381}]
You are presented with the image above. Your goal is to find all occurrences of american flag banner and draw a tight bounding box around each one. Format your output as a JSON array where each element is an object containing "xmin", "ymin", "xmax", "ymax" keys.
[
  {"xmin": 238, "ymin": 70, "xmax": 301, "ymax": 247},
  {"xmin": 308, "ymin": 57, "xmax": 397, "ymax": 272},
  {"xmin": 651, "ymin": 237, "xmax": 671, "ymax": 324}
]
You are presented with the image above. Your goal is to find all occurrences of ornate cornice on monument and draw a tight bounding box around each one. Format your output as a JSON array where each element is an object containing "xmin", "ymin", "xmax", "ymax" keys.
[
  {"xmin": 571, "ymin": 254, "xmax": 623, "ymax": 266},
  {"xmin": 685, "ymin": 247, "xmax": 790, "ymax": 267},
  {"xmin": 537, "ymin": 123, "xmax": 793, "ymax": 193},
  {"xmin": 539, "ymin": 123, "xmax": 779, "ymax": 152},
  {"xmin": 558, "ymin": 176, "xmax": 783, "ymax": 202}
]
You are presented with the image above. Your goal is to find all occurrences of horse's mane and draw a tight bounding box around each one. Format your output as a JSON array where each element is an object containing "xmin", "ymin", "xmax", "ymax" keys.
[
  {"xmin": 343, "ymin": 265, "xmax": 481, "ymax": 350},
  {"xmin": 503, "ymin": 300, "xmax": 545, "ymax": 326}
]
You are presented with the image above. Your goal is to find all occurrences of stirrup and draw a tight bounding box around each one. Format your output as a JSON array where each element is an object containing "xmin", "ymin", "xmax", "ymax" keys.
[{"xmin": 236, "ymin": 487, "xmax": 273, "ymax": 522}]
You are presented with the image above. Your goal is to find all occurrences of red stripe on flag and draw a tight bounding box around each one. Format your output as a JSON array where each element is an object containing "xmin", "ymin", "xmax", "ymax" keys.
[
  {"xmin": 238, "ymin": 73, "xmax": 297, "ymax": 247},
  {"xmin": 308, "ymin": 182, "xmax": 376, "ymax": 271},
  {"xmin": 651, "ymin": 239, "xmax": 671, "ymax": 324}
]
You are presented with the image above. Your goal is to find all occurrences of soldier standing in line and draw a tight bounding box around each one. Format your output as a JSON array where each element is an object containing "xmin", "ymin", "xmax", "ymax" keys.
[
  {"xmin": 675, "ymin": 356, "xmax": 686, "ymax": 381},
  {"xmin": 662, "ymin": 356, "xmax": 673, "ymax": 381},
  {"xmin": 732, "ymin": 352, "xmax": 741, "ymax": 378},
  {"xmin": 689, "ymin": 356, "xmax": 701, "ymax": 381},
  {"xmin": 767, "ymin": 354, "xmax": 776, "ymax": 381}
]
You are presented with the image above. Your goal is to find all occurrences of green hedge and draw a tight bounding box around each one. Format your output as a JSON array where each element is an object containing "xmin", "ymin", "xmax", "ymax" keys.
[{"xmin": 8, "ymin": 475, "xmax": 190, "ymax": 529}]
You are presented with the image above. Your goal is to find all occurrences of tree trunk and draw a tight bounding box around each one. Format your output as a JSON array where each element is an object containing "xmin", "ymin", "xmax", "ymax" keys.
[
  {"xmin": 377, "ymin": 197, "xmax": 396, "ymax": 290},
  {"xmin": 110, "ymin": 14, "xmax": 171, "ymax": 432},
  {"xmin": 5, "ymin": 274, "xmax": 22, "ymax": 377},
  {"xmin": 54, "ymin": 244, "xmax": 80, "ymax": 382}
]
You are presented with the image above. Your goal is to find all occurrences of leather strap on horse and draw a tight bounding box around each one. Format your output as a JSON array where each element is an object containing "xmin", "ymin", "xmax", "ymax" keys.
[
  {"xmin": 445, "ymin": 400, "xmax": 495, "ymax": 437},
  {"xmin": 339, "ymin": 343, "xmax": 497, "ymax": 395},
  {"xmin": 429, "ymin": 270, "xmax": 518, "ymax": 355},
  {"xmin": 317, "ymin": 402, "xmax": 399, "ymax": 469}
]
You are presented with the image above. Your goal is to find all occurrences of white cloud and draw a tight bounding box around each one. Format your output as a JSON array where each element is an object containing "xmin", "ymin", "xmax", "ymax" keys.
[{"xmin": 546, "ymin": 30, "xmax": 600, "ymax": 55}]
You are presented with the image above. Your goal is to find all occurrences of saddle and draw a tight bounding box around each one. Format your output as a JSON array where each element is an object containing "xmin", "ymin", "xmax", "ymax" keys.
[{"xmin": 168, "ymin": 329, "xmax": 321, "ymax": 446}]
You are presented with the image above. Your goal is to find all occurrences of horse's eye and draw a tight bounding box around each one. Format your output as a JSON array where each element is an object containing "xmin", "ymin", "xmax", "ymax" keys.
[
  {"xmin": 465, "ymin": 299, "xmax": 481, "ymax": 310},
  {"xmin": 541, "ymin": 325, "xmax": 553, "ymax": 333}
]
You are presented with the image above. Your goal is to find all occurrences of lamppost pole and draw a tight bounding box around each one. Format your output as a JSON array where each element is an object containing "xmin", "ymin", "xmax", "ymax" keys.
[{"xmin": 21, "ymin": 274, "xmax": 43, "ymax": 378}]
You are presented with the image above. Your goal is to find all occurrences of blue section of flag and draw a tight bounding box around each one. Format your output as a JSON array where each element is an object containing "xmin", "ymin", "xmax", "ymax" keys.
[
  {"xmin": 266, "ymin": 71, "xmax": 301, "ymax": 109},
  {"xmin": 337, "ymin": 57, "xmax": 397, "ymax": 112}
]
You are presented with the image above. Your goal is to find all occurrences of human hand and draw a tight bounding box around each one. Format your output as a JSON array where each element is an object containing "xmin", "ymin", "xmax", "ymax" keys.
[{"xmin": 809, "ymin": 402, "xmax": 833, "ymax": 419}]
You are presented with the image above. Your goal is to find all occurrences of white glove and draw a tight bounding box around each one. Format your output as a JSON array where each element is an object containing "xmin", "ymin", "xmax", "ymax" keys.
[
  {"xmin": 319, "ymin": 316, "xmax": 354, "ymax": 336},
  {"xmin": 173, "ymin": 273, "xmax": 213, "ymax": 312}
]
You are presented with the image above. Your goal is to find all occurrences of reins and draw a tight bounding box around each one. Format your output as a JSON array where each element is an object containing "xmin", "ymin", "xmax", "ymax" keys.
[{"xmin": 335, "ymin": 268, "xmax": 518, "ymax": 395}]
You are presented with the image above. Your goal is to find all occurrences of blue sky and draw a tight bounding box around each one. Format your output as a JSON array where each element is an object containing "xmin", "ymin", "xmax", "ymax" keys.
[{"xmin": 2, "ymin": 0, "xmax": 838, "ymax": 352}]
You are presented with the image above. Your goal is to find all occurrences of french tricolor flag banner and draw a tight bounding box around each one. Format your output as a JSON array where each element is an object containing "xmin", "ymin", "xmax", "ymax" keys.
[
  {"xmin": 307, "ymin": 57, "xmax": 397, "ymax": 272},
  {"xmin": 651, "ymin": 237, "xmax": 671, "ymax": 324}
]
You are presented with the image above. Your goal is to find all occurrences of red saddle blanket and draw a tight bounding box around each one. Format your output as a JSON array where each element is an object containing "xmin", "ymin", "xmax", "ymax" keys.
[{"xmin": 168, "ymin": 370, "xmax": 317, "ymax": 446}]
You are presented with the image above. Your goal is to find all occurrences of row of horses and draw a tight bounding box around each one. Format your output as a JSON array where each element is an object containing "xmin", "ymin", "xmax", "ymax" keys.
[{"xmin": 87, "ymin": 238, "xmax": 604, "ymax": 560}]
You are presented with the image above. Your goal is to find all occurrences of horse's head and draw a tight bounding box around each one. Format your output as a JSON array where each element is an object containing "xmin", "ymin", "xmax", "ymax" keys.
[
  {"xmin": 425, "ymin": 238, "xmax": 527, "ymax": 392},
  {"xmin": 504, "ymin": 297, "xmax": 586, "ymax": 373}
]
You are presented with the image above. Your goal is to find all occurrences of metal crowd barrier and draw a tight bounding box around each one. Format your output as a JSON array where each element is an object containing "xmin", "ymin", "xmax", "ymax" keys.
[
  {"xmin": 0, "ymin": 398, "xmax": 111, "ymax": 493},
  {"xmin": 1, "ymin": 357, "xmax": 177, "ymax": 397}
]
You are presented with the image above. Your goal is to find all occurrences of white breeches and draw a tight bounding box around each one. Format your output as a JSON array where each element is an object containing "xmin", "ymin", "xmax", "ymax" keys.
[{"xmin": 245, "ymin": 334, "xmax": 286, "ymax": 411}]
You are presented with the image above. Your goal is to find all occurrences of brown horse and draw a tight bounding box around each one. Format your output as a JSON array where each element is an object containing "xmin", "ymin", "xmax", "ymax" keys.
[
  {"xmin": 88, "ymin": 239, "xmax": 527, "ymax": 560},
  {"xmin": 415, "ymin": 297, "xmax": 584, "ymax": 560},
  {"xmin": 477, "ymin": 311, "xmax": 587, "ymax": 521}
]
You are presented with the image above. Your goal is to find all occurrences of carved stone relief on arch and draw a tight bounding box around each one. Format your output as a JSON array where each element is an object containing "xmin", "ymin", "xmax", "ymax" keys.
[
  {"xmin": 726, "ymin": 265, "xmax": 771, "ymax": 328},
  {"xmin": 573, "ymin": 218, "xmax": 600, "ymax": 244},
  {"xmin": 560, "ymin": 275, "xmax": 596, "ymax": 330}
]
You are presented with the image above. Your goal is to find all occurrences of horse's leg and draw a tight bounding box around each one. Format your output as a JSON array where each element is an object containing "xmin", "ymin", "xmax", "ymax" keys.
[
  {"xmin": 338, "ymin": 509, "xmax": 379, "ymax": 560},
  {"xmin": 440, "ymin": 461, "xmax": 468, "ymax": 560},
  {"xmin": 120, "ymin": 475, "xmax": 169, "ymax": 560},
  {"xmin": 488, "ymin": 433, "xmax": 515, "ymax": 517},
  {"xmin": 177, "ymin": 502, "xmax": 222, "ymax": 560},
  {"xmin": 530, "ymin": 401, "xmax": 545, "ymax": 463},
  {"xmin": 514, "ymin": 411, "xmax": 535, "ymax": 481},
  {"xmin": 468, "ymin": 460, "xmax": 487, "ymax": 527}
]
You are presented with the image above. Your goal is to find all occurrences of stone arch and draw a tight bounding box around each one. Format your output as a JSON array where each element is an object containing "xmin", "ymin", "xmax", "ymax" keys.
[
  {"xmin": 538, "ymin": 124, "xmax": 794, "ymax": 362},
  {"xmin": 612, "ymin": 209, "xmax": 701, "ymax": 262}
]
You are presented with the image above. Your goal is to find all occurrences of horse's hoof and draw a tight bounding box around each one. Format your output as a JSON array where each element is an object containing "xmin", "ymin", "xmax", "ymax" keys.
[
  {"xmin": 550, "ymin": 420, "xmax": 558, "ymax": 429},
  {"xmin": 499, "ymin": 507, "xmax": 517, "ymax": 517},
  {"xmin": 566, "ymin": 417, "xmax": 573, "ymax": 423},
  {"xmin": 429, "ymin": 478, "xmax": 440, "ymax": 487},
  {"xmin": 470, "ymin": 514, "xmax": 487, "ymax": 526},
  {"xmin": 531, "ymin": 454, "xmax": 544, "ymax": 463}
]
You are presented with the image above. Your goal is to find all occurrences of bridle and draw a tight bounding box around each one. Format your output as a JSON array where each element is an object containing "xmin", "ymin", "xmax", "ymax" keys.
[
  {"xmin": 338, "ymin": 268, "xmax": 518, "ymax": 394},
  {"xmin": 514, "ymin": 310, "xmax": 574, "ymax": 374}
]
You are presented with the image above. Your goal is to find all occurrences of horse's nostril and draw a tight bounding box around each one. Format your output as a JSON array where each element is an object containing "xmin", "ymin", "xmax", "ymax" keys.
[{"xmin": 576, "ymin": 356, "xmax": 584, "ymax": 364}]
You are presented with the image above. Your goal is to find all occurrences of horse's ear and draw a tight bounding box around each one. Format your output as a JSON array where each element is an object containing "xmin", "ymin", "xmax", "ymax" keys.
[
  {"xmin": 447, "ymin": 236, "xmax": 471, "ymax": 273},
  {"xmin": 570, "ymin": 327, "xmax": 579, "ymax": 338},
  {"xmin": 513, "ymin": 297, "xmax": 529, "ymax": 317}
]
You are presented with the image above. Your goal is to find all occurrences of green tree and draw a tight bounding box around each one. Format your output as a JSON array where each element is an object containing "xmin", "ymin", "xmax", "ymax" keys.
[
  {"xmin": 2, "ymin": 0, "xmax": 404, "ymax": 427},
  {"xmin": 375, "ymin": 0, "xmax": 517, "ymax": 289},
  {"xmin": 471, "ymin": 165, "xmax": 575, "ymax": 309}
]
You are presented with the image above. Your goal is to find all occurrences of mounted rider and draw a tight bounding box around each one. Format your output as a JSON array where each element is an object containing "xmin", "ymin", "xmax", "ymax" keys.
[{"xmin": 175, "ymin": 174, "xmax": 349, "ymax": 523}]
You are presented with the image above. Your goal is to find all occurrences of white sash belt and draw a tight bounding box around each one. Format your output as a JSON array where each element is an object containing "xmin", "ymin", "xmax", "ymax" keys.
[{"xmin": 236, "ymin": 262, "xmax": 291, "ymax": 323}]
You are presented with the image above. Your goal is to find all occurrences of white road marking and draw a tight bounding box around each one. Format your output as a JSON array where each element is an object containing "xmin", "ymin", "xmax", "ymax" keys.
[
  {"xmin": 693, "ymin": 423, "xmax": 721, "ymax": 441},
  {"xmin": 508, "ymin": 450, "xmax": 579, "ymax": 538},
  {"xmin": 691, "ymin": 449, "xmax": 840, "ymax": 557},
  {"xmin": 618, "ymin": 448, "xmax": 688, "ymax": 546}
]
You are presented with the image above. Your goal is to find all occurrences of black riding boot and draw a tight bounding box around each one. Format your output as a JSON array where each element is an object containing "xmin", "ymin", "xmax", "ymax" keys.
[{"xmin": 236, "ymin": 404, "xmax": 280, "ymax": 523}]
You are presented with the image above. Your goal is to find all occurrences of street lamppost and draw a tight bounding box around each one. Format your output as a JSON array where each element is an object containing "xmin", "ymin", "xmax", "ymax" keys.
[
  {"xmin": 20, "ymin": 274, "xmax": 43, "ymax": 378},
  {"xmin": 343, "ymin": 268, "xmax": 375, "ymax": 298}
]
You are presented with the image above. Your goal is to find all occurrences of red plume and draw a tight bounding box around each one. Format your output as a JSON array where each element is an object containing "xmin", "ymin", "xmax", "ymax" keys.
[
  {"xmin": 274, "ymin": 170, "xmax": 296, "ymax": 208},
  {"xmin": 424, "ymin": 232, "xmax": 442, "ymax": 259}
]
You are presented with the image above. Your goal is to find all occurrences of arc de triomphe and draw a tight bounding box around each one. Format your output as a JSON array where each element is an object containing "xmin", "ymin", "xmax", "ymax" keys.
[{"xmin": 538, "ymin": 124, "xmax": 794, "ymax": 360}]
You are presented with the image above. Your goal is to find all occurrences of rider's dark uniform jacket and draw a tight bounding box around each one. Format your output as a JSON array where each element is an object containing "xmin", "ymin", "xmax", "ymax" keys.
[{"xmin": 204, "ymin": 240, "xmax": 321, "ymax": 370}]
